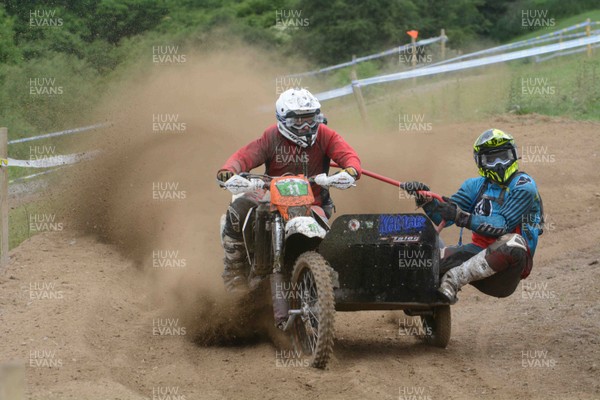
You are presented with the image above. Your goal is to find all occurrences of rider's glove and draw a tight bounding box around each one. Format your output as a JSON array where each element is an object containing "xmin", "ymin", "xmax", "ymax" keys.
[
  {"xmin": 327, "ymin": 171, "xmax": 356, "ymax": 190},
  {"xmin": 434, "ymin": 197, "xmax": 472, "ymax": 227},
  {"xmin": 341, "ymin": 167, "xmax": 358, "ymax": 179},
  {"xmin": 216, "ymin": 169, "xmax": 234, "ymax": 183},
  {"xmin": 400, "ymin": 181, "xmax": 431, "ymax": 207}
]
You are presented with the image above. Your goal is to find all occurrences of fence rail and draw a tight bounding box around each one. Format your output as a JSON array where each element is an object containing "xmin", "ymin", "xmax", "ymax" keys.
[
  {"xmin": 315, "ymin": 24, "xmax": 600, "ymax": 102},
  {"xmin": 286, "ymin": 34, "xmax": 447, "ymax": 78},
  {"xmin": 0, "ymin": 124, "xmax": 108, "ymax": 269},
  {"xmin": 8, "ymin": 122, "xmax": 110, "ymax": 145},
  {"xmin": 428, "ymin": 20, "xmax": 599, "ymax": 68}
]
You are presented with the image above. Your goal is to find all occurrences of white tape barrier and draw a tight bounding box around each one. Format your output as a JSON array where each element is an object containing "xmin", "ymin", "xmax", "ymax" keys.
[
  {"xmin": 9, "ymin": 166, "xmax": 66, "ymax": 184},
  {"xmin": 7, "ymin": 150, "xmax": 100, "ymax": 168},
  {"xmin": 288, "ymin": 21, "xmax": 596, "ymax": 79},
  {"xmin": 286, "ymin": 36, "xmax": 446, "ymax": 78},
  {"xmin": 315, "ymin": 34, "xmax": 600, "ymax": 101},
  {"xmin": 536, "ymin": 42, "xmax": 600, "ymax": 62},
  {"xmin": 430, "ymin": 21, "xmax": 597, "ymax": 68},
  {"xmin": 428, "ymin": 29, "xmax": 598, "ymax": 70},
  {"xmin": 8, "ymin": 122, "xmax": 110, "ymax": 145}
]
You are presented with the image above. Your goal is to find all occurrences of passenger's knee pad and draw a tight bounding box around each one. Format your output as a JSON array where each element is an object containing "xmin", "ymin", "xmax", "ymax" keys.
[{"xmin": 485, "ymin": 234, "xmax": 528, "ymax": 272}]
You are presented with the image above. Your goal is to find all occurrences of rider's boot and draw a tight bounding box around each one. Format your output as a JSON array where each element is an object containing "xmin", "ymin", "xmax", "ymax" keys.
[
  {"xmin": 438, "ymin": 250, "xmax": 496, "ymax": 303},
  {"xmin": 221, "ymin": 234, "xmax": 249, "ymax": 292}
]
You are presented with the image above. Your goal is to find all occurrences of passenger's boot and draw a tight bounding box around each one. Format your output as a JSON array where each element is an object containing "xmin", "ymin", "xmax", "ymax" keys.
[
  {"xmin": 438, "ymin": 250, "xmax": 496, "ymax": 303},
  {"xmin": 221, "ymin": 234, "xmax": 249, "ymax": 292}
]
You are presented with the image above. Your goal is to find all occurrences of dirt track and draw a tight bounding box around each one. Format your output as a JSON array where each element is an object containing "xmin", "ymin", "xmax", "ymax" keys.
[{"xmin": 0, "ymin": 52, "xmax": 599, "ymax": 399}]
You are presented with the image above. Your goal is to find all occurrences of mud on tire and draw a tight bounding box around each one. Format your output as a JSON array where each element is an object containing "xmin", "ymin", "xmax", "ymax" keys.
[
  {"xmin": 289, "ymin": 251, "xmax": 336, "ymax": 369},
  {"xmin": 421, "ymin": 305, "xmax": 451, "ymax": 348}
]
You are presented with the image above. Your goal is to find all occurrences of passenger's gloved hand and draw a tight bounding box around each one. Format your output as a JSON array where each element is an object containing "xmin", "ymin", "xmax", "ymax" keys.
[
  {"xmin": 435, "ymin": 196, "xmax": 472, "ymax": 227},
  {"xmin": 400, "ymin": 181, "xmax": 431, "ymax": 207},
  {"xmin": 216, "ymin": 169, "xmax": 234, "ymax": 184}
]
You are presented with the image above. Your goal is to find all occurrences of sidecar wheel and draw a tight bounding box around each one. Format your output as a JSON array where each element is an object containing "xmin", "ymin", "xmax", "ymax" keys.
[{"xmin": 421, "ymin": 305, "xmax": 451, "ymax": 348}]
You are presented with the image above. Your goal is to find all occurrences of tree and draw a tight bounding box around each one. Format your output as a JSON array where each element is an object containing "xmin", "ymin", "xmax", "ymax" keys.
[
  {"xmin": 290, "ymin": 0, "xmax": 422, "ymax": 65},
  {"xmin": 0, "ymin": 5, "xmax": 21, "ymax": 64}
]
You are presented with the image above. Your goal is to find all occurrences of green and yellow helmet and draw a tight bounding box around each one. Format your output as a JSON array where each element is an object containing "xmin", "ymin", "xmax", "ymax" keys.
[{"xmin": 473, "ymin": 129, "xmax": 519, "ymax": 184}]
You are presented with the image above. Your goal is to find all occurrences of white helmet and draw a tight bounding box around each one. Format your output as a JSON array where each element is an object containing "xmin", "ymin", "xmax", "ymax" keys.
[{"xmin": 275, "ymin": 88, "xmax": 324, "ymax": 148}]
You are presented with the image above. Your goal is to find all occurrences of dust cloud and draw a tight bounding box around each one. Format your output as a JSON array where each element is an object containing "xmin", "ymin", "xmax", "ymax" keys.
[{"xmin": 58, "ymin": 44, "xmax": 461, "ymax": 342}]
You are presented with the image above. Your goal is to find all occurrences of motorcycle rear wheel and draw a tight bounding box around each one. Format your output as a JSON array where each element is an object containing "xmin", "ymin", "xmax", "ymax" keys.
[{"xmin": 289, "ymin": 251, "xmax": 336, "ymax": 369}]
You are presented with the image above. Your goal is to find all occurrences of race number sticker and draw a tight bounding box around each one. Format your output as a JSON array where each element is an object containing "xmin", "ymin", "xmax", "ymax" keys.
[{"xmin": 275, "ymin": 178, "xmax": 309, "ymax": 196}]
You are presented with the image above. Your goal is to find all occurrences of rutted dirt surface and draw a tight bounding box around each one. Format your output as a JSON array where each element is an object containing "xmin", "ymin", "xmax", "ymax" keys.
[{"xmin": 0, "ymin": 52, "xmax": 599, "ymax": 399}]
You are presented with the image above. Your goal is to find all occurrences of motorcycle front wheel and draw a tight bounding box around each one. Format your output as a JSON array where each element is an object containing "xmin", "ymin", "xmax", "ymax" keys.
[{"xmin": 289, "ymin": 251, "xmax": 335, "ymax": 369}]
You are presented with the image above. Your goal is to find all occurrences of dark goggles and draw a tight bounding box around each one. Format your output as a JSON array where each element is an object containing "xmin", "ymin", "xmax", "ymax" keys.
[{"xmin": 284, "ymin": 113, "xmax": 325, "ymax": 131}]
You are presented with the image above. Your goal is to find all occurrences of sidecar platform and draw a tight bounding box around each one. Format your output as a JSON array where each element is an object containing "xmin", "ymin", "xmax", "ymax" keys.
[{"xmin": 318, "ymin": 213, "xmax": 451, "ymax": 311}]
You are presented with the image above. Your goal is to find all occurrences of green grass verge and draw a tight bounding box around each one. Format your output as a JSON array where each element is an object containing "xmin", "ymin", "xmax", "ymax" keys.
[{"xmin": 507, "ymin": 53, "xmax": 600, "ymax": 119}]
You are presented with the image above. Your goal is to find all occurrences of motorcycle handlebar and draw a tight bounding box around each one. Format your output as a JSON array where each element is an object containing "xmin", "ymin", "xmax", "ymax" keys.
[{"xmin": 238, "ymin": 172, "xmax": 318, "ymax": 185}]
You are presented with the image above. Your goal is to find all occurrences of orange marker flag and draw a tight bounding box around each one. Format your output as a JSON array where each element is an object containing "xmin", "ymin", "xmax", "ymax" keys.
[{"xmin": 406, "ymin": 30, "xmax": 419, "ymax": 39}]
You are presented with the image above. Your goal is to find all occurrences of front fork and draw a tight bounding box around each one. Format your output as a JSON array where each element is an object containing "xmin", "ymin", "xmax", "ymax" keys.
[{"xmin": 270, "ymin": 214, "xmax": 289, "ymax": 328}]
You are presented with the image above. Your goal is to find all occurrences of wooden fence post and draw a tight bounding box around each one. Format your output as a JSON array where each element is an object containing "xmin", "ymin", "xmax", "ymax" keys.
[
  {"xmin": 586, "ymin": 18, "xmax": 592, "ymax": 57},
  {"xmin": 411, "ymin": 36, "xmax": 417, "ymax": 69},
  {"xmin": 441, "ymin": 29, "xmax": 446, "ymax": 60},
  {"xmin": 350, "ymin": 55, "xmax": 369, "ymax": 127},
  {"xmin": 0, "ymin": 127, "xmax": 8, "ymax": 268}
]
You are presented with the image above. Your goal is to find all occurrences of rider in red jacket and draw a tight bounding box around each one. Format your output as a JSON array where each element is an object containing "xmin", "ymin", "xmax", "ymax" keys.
[{"xmin": 217, "ymin": 88, "xmax": 362, "ymax": 291}]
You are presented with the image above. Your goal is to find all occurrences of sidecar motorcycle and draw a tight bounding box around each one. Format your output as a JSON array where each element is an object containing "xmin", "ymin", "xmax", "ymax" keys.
[{"xmin": 220, "ymin": 173, "xmax": 451, "ymax": 369}]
